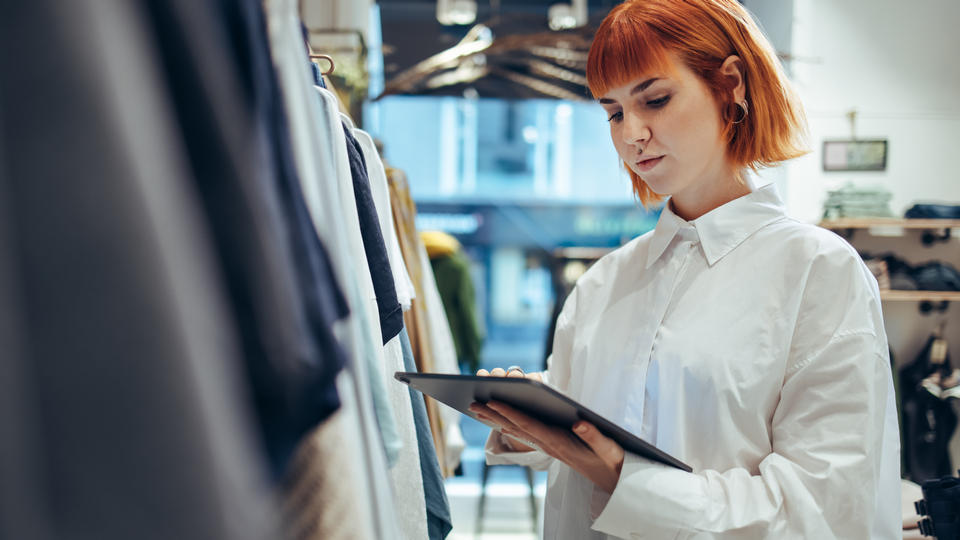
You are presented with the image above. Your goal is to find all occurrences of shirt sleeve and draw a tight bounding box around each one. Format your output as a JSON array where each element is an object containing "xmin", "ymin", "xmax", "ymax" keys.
[
  {"xmin": 484, "ymin": 285, "xmax": 579, "ymax": 469},
  {"xmin": 592, "ymin": 238, "xmax": 893, "ymax": 539}
]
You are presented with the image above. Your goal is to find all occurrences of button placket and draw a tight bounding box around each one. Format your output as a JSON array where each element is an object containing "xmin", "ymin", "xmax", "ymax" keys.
[{"xmin": 625, "ymin": 237, "xmax": 697, "ymax": 432}]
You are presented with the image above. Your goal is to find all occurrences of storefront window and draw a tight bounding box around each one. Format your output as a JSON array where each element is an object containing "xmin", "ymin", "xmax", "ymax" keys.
[{"xmin": 368, "ymin": 96, "xmax": 635, "ymax": 203}]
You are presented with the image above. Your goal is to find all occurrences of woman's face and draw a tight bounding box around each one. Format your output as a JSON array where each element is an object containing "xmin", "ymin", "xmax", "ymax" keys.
[{"xmin": 598, "ymin": 52, "xmax": 732, "ymax": 207}]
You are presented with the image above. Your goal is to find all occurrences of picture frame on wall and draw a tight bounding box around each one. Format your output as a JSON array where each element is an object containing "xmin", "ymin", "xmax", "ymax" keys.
[{"xmin": 822, "ymin": 139, "xmax": 888, "ymax": 172}]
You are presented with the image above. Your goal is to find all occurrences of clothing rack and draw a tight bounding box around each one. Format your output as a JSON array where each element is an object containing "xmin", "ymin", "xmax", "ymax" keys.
[{"xmin": 0, "ymin": 1, "xmax": 460, "ymax": 538}]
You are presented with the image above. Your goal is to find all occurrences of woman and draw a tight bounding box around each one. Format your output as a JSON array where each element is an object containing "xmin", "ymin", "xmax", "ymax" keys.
[{"xmin": 469, "ymin": 1, "xmax": 900, "ymax": 538}]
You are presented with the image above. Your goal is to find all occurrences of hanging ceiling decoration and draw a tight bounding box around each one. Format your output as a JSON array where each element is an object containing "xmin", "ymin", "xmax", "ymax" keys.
[{"xmin": 377, "ymin": 12, "xmax": 601, "ymax": 101}]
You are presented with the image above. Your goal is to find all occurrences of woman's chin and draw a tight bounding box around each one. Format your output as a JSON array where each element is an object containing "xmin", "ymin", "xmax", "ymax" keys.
[{"xmin": 640, "ymin": 177, "xmax": 673, "ymax": 197}]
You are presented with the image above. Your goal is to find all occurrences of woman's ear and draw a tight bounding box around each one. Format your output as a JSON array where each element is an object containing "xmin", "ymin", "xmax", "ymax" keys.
[{"xmin": 720, "ymin": 55, "xmax": 746, "ymax": 103}]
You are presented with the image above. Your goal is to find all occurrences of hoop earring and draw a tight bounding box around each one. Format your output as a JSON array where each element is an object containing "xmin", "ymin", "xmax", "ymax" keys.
[{"xmin": 732, "ymin": 99, "xmax": 749, "ymax": 124}]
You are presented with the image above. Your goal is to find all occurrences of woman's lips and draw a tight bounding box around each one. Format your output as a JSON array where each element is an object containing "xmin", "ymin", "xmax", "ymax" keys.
[{"xmin": 636, "ymin": 155, "xmax": 664, "ymax": 172}]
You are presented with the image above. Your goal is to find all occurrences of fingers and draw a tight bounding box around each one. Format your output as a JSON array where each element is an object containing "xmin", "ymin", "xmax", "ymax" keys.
[
  {"xmin": 478, "ymin": 401, "xmax": 552, "ymax": 449},
  {"xmin": 486, "ymin": 402, "xmax": 548, "ymax": 443},
  {"xmin": 572, "ymin": 422, "xmax": 606, "ymax": 452},
  {"xmin": 468, "ymin": 402, "xmax": 522, "ymax": 434},
  {"xmin": 500, "ymin": 429, "xmax": 538, "ymax": 450},
  {"xmin": 476, "ymin": 367, "xmax": 543, "ymax": 379},
  {"xmin": 474, "ymin": 403, "xmax": 625, "ymax": 493},
  {"xmin": 572, "ymin": 422, "xmax": 625, "ymax": 469},
  {"xmin": 485, "ymin": 401, "xmax": 527, "ymax": 424}
]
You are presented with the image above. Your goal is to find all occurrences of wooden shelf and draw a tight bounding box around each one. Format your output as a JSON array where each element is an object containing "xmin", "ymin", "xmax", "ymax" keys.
[
  {"xmin": 880, "ymin": 290, "xmax": 960, "ymax": 302},
  {"xmin": 819, "ymin": 218, "xmax": 960, "ymax": 230}
]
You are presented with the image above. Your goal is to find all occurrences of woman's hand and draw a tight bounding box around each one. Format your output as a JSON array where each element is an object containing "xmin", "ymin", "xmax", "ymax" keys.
[
  {"xmin": 469, "ymin": 368, "xmax": 626, "ymax": 494},
  {"xmin": 471, "ymin": 367, "xmax": 542, "ymax": 451}
]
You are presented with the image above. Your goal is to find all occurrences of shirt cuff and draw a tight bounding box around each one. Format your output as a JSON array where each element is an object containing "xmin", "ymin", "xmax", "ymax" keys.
[
  {"xmin": 483, "ymin": 429, "xmax": 555, "ymax": 470},
  {"xmin": 590, "ymin": 453, "xmax": 701, "ymax": 539}
]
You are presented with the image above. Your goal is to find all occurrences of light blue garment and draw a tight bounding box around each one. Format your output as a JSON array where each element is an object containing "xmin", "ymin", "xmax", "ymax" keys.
[
  {"xmin": 401, "ymin": 328, "xmax": 453, "ymax": 539},
  {"xmin": 350, "ymin": 256, "xmax": 402, "ymax": 467}
]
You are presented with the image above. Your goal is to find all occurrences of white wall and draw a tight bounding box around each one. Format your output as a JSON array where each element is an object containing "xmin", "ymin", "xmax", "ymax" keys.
[
  {"xmin": 302, "ymin": 0, "xmax": 372, "ymax": 42},
  {"xmin": 783, "ymin": 0, "xmax": 960, "ymax": 468},
  {"xmin": 301, "ymin": 0, "xmax": 372, "ymax": 78},
  {"xmin": 743, "ymin": 0, "xmax": 794, "ymax": 66},
  {"xmin": 785, "ymin": 0, "xmax": 960, "ymax": 222}
]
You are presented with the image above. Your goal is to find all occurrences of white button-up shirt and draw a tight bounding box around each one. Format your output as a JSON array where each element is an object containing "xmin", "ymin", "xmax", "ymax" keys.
[{"xmin": 486, "ymin": 183, "xmax": 900, "ymax": 539}]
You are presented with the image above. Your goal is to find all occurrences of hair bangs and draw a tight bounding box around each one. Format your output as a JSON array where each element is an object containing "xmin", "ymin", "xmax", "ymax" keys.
[{"xmin": 587, "ymin": 13, "xmax": 672, "ymax": 100}]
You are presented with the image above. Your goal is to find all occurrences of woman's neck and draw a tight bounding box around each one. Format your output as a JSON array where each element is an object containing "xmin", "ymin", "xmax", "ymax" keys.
[{"xmin": 669, "ymin": 171, "xmax": 751, "ymax": 222}]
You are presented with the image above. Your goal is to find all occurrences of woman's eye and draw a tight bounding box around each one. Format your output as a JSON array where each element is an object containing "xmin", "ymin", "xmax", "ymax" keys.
[
  {"xmin": 647, "ymin": 95, "xmax": 671, "ymax": 108},
  {"xmin": 607, "ymin": 111, "xmax": 623, "ymax": 123}
]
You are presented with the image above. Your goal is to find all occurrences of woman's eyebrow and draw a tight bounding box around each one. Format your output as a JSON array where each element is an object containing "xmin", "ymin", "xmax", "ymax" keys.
[{"xmin": 597, "ymin": 77, "xmax": 661, "ymax": 104}]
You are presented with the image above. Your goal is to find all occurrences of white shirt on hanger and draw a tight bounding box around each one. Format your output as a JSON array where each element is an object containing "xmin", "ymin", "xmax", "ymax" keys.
[
  {"xmin": 487, "ymin": 182, "xmax": 900, "ymax": 539},
  {"xmin": 315, "ymin": 88, "xmax": 428, "ymax": 540},
  {"xmin": 262, "ymin": 0, "xmax": 405, "ymax": 536},
  {"xmin": 350, "ymin": 121, "xmax": 467, "ymax": 472}
]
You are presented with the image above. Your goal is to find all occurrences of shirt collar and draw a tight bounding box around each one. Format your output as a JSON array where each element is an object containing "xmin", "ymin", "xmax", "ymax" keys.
[{"xmin": 646, "ymin": 182, "xmax": 787, "ymax": 269}]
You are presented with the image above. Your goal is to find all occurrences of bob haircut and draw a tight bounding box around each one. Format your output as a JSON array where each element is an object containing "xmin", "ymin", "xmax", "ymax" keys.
[{"xmin": 586, "ymin": 0, "xmax": 808, "ymax": 206}]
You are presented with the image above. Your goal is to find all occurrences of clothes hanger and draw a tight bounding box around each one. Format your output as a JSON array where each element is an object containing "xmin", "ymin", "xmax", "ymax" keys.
[
  {"xmin": 303, "ymin": 35, "xmax": 335, "ymax": 76},
  {"xmin": 308, "ymin": 53, "xmax": 336, "ymax": 76}
]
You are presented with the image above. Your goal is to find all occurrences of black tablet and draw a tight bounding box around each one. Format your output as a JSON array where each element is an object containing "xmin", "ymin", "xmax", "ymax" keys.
[{"xmin": 394, "ymin": 372, "xmax": 691, "ymax": 472}]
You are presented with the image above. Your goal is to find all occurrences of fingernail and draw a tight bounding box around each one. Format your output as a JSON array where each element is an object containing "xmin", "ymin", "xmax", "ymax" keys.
[{"xmin": 575, "ymin": 423, "xmax": 587, "ymax": 433}]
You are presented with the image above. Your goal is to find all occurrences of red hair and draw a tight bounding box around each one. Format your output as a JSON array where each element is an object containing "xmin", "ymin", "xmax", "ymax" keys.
[{"xmin": 587, "ymin": 0, "xmax": 808, "ymax": 206}]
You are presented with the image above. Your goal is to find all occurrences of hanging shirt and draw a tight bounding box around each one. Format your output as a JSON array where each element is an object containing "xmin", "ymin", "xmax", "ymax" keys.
[
  {"xmin": 142, "ymin": 0, "xmax": 356, "ymax": 477},
  {"xmin": 342, "ymin": 124, "xmax": 404, "ymax": 345},
  {"xmin": 400, "ymin": 327, "xmax": 454, "ymax": 540},
  {"xmin": 418, "ymin": 238, "xmax": 468, "ymax": 474},
  {"xmin": 349, "ymin": 123, "xmax": 416, "ymax": 311},
  {"xmin": 311, "ymin": 88, "xmax": 426, "ymax": 539},
  {"xmin": 899, "ymin": 335, "xmax": 957, "ymax": 482},
  {"xmin": 487, "ymin": 183, "xmax": 900, "ymax": 539},
  {"xmin": 264, "ymin": 0, "xmax": 400, "ymax": 535}
]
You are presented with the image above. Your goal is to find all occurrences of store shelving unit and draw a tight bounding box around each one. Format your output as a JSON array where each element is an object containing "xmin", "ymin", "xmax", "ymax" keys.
[
  {"xmin": 820, "ymin": 218, "xmax": 960, "ymax": 230},
  {"xmin": 820, "ymin": 218, "xmax": 960, "ymax": 246},
  {"xmin": 880, "ymin": 291, "xmax": 960, "ymax": 302},
  {"xmin": 819, "ymin": 218, "xmax": 960, "ymax": 311}
]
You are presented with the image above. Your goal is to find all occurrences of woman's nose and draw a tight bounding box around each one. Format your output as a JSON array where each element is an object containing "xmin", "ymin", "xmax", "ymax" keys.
[{"xmin": 622, "ymin": 111, "xmax": 651, "ymax": 147}]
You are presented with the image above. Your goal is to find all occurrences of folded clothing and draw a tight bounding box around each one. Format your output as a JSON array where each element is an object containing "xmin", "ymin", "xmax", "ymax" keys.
[
  {"xmin": 863, "ymin": 259, "xmax": 890, "ymax": 290},
  {"xmin": 861, "ymin": 253, "xmax": 918, "ymax": 290},
  {"xmin": 822, "ymin": 183, "xmax": 894, "ymax": 219},
  {"xmin": 913, "ymin": 262, "xmax": 960, "ymax": 291},
  {"xmin": 905, "ymin": 203, "xmax": 960, "ymax": 220},
  {"xmin": 860, "ymin": 253, "xmax": 960, "ymax": 291}
]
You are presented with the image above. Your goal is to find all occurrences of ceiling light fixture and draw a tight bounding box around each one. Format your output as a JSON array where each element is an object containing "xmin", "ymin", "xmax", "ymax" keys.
[
  {"xmin": 436, "ymin": 0, "xmax": 477, "ymax": 26},
  {"xmin": 548, "ymin": 0, "xmax": 587, "ymax": 31}
]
